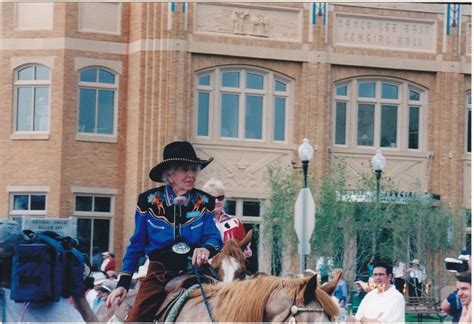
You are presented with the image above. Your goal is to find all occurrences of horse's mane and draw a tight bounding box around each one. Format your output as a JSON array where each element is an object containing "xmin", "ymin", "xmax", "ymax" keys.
[
  {"xmin": 221, "ymin": 238, "xmax": 246, "ymax": 265},
  {"xmin": 190, "ymin": 275, "xmax": 338, "ymax": 322}
]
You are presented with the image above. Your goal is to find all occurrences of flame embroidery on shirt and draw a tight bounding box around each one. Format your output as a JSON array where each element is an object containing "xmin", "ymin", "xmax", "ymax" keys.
[
  {"xmin": 192, "ymin": 194, "xmax": 209, "ymax": 211},
  {"xmin": 147, "ymin": 192, "xmax": 165, "ymax": 214}
]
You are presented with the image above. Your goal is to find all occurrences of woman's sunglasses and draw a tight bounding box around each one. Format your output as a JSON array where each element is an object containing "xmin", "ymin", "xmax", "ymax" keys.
[{"xmin": 215, "ymin": 195, "xmax": 225, "ymax": 201}]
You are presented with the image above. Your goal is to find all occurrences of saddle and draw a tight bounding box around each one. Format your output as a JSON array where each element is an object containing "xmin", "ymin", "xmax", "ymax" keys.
[{"xmin": 154, "ymin": 274, "xmax": 217, "ymax": 322}]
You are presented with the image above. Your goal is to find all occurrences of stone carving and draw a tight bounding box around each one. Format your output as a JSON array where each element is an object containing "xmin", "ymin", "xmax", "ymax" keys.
[
  {"xmin": 251, "ymin": 14, "xmax": 270, "ymax": 37},
  {"xmin": 195, "ymin": 3, "xmax": 301, "ymax": 42},
  {"xmin": 334, "ymin": 14, "xmax": 436, "ymax": 52},
  {"xmin": 231, "ymin": 10, "xmax": 249, "ymax": 34}
]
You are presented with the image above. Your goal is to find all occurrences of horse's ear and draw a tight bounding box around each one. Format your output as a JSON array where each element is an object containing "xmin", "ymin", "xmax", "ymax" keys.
[
  {"xmin": 238, "ymin": 229, "xmax": 253, "ymax": 249},
  {"xmin": 320, "ymin": 271, "xmax": 342, "ymax": 296},
  {"xmin": 303, "ymin": 274, "xmax": 318, "ymax": 304}
]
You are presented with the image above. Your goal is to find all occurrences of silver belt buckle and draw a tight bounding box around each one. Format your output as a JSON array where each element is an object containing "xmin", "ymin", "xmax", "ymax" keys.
[{"xmin": 172, "ymin": 242, "xmax": 191, "ymax": 254}]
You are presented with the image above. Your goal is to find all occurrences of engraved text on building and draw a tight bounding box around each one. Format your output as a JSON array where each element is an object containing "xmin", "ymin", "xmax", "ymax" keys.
[{"xmin": 334, "ymin": 14, "xmax": 436, "ymax": 52}]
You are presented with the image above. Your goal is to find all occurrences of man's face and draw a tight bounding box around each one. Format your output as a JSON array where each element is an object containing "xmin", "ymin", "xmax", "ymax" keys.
[
  {"xmin": 372, "ymin": 266, "xmax": 392, "ymax": 290},
  {"xmin": 456, "ymin": 281, "xmax": 472, "ymax": 306}
]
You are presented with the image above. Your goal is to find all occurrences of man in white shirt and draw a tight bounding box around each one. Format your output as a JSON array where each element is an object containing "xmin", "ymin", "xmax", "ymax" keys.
[{"xmin": 355, "ymin": 261, "xmax": 405, "ymax": 323}]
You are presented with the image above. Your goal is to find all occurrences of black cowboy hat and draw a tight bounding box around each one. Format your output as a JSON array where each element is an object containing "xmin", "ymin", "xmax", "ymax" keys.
[{"xmin": 149, "ymin": 141, "xmax": 213, "ymax": 182}]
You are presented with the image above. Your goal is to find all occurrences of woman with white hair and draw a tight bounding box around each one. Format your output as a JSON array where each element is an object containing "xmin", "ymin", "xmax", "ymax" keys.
[{"xmin": 202, "ymin": 178, "xmax": 252, "ymax": 258}]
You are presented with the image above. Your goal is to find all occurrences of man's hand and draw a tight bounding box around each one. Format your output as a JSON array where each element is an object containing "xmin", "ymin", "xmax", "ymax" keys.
[
  {"xmin": 192, "ymin": 247, "xmax": 210, "ymax": 266},
  {"xmin": 106, "ymin": 287, "xmax": 128, "ymax": 308}
]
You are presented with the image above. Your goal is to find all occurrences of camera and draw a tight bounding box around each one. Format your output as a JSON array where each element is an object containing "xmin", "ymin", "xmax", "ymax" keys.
[{"xmin": 444, "ymin": 257, "xmax": 469, "ymax": 273}]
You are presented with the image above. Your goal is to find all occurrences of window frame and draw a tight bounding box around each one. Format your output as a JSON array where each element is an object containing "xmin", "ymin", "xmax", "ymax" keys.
[
  {"xmin": 13, "ymin": 64, "xmax": 51, "ymax": 136},
  {"xmin": 9, "ymin": 192, "xmax": 48, "ymax": 216},
  {"xmin": 333, "ymin": 78, "xmax": 426, "ymax": 151},
  {"xmin": 76, "ymin": 66, "xmax": 119, "ymax": 142},
  {"xmin": 73, "ymin": 193, "xmax": 115, "ymax": 217},
  {"xmin": 466, "ymin": 91, "xmax": 471, "ymax": 154},
  {"xmin": 195, "ymin": 66, "xmax": 291, "ymax": 144}
]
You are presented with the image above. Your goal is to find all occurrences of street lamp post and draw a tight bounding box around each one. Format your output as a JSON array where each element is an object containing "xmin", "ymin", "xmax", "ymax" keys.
[
  {"xmin": 370, "ymin": 149, "xmax": 386, "ymax": 257},
  {"xmin": 294, "ymin": 138, "xmax": 315, "ymax": 273}
]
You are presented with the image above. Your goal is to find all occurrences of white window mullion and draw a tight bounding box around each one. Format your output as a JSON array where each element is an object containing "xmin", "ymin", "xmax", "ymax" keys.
[{"xmin": 94, "ymin": 89, "xmax": 99, "ymax": 133}]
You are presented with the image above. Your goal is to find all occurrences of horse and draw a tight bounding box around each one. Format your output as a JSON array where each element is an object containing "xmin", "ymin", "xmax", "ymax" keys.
[
  {"xmin": 171, "ymin": 272, "xmax": 342, "ymax": 322},
  {"xmin": 97, "ymin": 231, "xmax": 253, "ymax": 322},
  {"xmin": 209, "ymin": 229, "xmax": 252, "ymax": 282}
]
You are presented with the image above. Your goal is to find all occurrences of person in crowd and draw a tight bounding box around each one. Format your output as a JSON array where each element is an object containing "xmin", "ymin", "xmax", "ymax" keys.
[
  {"xmin": 332, "ymin": 268, "xmax": 348, "ymax": 322},
  {"xmin": 106, "ymin": 141, "xmax": 223, "ymax": 322},
  {"xmin": 316, "ymin": 256, "xmax": 329, "ymax": 284},
  {"xmin": 367, "ymin": 257, "xmax": 375, "ymax": 281},
  {"xmin": 202, "ymin": 178, "xmax": 252, "ymax": 257},
  {"xmin": 456, "ymin": 272, "xmax": 471, "ymax": 324},
  {"xmin": 351, "ymin": 280, "xmax": 367, "ymax": 315},
  {"xmin": 86, "ymin": 277, "xmax": 108, "ymax": 309},
  {"xmin": 100, "ymin": 252, "xmax": 117, "ymax": 278},
  {"xmin": 393, "ymin": 260, "xmax": 406, "ymax": 294},
  {"xmin": 441, "ymin": 289, "xmax": 463, "ymax": 323},
  {"xmin": 92, "ymin": 280, "xmax": 116, "ymax": 313},
  {"xmin": 354, "ymin": 261, "xmax": 405, "ymax": 323},
  {"xmin": 407, "ymin": 259, "xmax": 426, "ymax": 297}
]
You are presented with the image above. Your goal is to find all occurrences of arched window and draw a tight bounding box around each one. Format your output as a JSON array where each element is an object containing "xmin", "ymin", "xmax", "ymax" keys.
[
  {"xmin": 195, "ymin": 67, "xmax": 291, "ymax": 143},
  {"xmin": 14, "ymin": 64, "xmax": 51, "ymax": 132},
  {"xmin": 333, "ymin": 78, "xmax": 426, "ymax": 151},
  {"xmin": 77, "ymin": 67, "xmax": 117, "ymax": 135}
]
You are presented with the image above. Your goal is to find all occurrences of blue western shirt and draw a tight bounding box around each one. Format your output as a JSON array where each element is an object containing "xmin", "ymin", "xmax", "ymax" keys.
[{"xmin": 121, "ymin": 185, "xmax": 222, "ymax": 275}]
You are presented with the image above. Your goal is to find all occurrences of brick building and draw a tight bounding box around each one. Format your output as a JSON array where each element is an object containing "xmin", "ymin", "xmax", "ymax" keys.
[{"xmin": 0, "ymin": 2, "xmax": 471, "ymax": 272}]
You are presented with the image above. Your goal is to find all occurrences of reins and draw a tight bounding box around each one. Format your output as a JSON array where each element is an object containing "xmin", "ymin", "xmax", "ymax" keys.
[{"xmin": 192, "ymin": 265, "xmax": 215, "ymax": 323}]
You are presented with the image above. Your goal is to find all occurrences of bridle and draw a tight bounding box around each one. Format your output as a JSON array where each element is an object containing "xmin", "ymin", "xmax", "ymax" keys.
[{"xmin": 287, "ymin": 304, "xmax": 333, "ymax": 323}]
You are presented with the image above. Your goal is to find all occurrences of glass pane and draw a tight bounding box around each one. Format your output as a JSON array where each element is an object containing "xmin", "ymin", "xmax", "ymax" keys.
[
  {"xmin": 222, "ymin": 71, "xmax": 239, "ymax": 88},
  {"xmin": 224, "ymin": 200, "xmax": 236, "ymax": 215},
  {"xmin": 197, "ymin": 92, "xmax": 209, "ymax": 136},
  {"xmin": 80, "ymin": 69, "xmax": 97, "ymax": 82},
  {"xmin": 30, "ymin": 195, "xmax": 46, "ymax": 210},
  {"xmin": 98, "ymin": 69, "xmax": 115, "ymax": 84},
  {"xmin": 35, "ymin": 66, "xmax": 50, "ymax": 80},
  {"xmin": 246, "ymin": 73, "xmax": 263, "ymax": 90},
  {"xmin": 335, "ymin": 102, "xmax": 346, "ymax": 145},
  {"xmin": 93, "ymin": 219, "xmax": 111, "ymax": 261},
  {"xmin": 468, "ymin": 110, "xmax": 471, "ymax": 153},
  {"xmin": 409, "ymin": 90, "xmax": 420, "ymax": 101},
  {"xmin": 34, "ymin": 87, "xmax": 49, "ymax": 131},
  {"xmin": 18, "ymin": 66, "xmax": 34, "ymax": 80},
  {"xmin": 381, "ymin": 105, "xmax": 398, "ymax": 148},
  {"xmin": 358, "ymin": 82, "xmax": 375, "ymax": 98},
  {"xmin": 357, "ymin": 104, "xmax": 375, "ymax": 146},
  {"xmin": 97, "ymin": 90, "xmax": 114, "ymax": 134},
  {"xmin": 382, "ymin": 83, "xmax": 398, "ymax": 99},
  {"xmin": 17, "ymin": 87, "xmax": 33, "ymax": 131},
  {"xmin": 409, "ymin": 107, "xmax": 420, "ymax": 149},
  {"xmin": 13, "ymin": 195, "xmax": 29, "ymax": 210},
  {"xmin": 198, "ymin": 74, "xmax": 210, "ymax": 86},
  {"xmin": 94, "ymin": 197, "xmax": 111, "ymax": 212},
  {"xmin": 220, "ymin": 93, "xmax": 239, "ymax": 137},
  {"xmin": 78, "ymin": 88, "xmax": 97, "ymax": 133},
  {"xmin": 243, "ymin": 201, "xmax": 260, "ymax": 217},
  {"xmin": 76, "ymin": 218, "xmax": 92, "ymax": 264},
  {"xmin": 245, "ymin": 95, "xmax": 263, "ymax": 139},
  {"xmin": 274, "ymin": 97, "xmax": 286, "ymax": 141},
  {"xmin": 469, "ymin": 95, "xmax": 472, "ymax": 105},
  {"xmin": 336, "ymin": 85, "xmax": 347, "ymax": 96},
  {"xmin": 76, "ymin": 196, "xmax": 93, "ymax": 212},
  {"xmin": 275, "ymin": 80, "xmax": 286, "ymax": 92}
]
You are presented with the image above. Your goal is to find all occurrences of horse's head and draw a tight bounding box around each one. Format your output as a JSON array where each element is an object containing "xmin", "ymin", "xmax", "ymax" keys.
[
  {"xmin": 210, "ymin": 229, "xmax": 253, "ymax": 282},
  {"xmin": 265, "ymin": 274, "xmax": 340, "ymax": 323}
]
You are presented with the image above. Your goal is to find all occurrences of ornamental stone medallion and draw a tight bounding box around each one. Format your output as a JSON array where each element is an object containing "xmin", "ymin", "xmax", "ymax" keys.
[
  {"xmin": 334, "ymin": 13, "xmax": 437, "ymax": 52},
  {"xmin": 195, "ymin": 3, "xmax": 302, "ymax": 42}
]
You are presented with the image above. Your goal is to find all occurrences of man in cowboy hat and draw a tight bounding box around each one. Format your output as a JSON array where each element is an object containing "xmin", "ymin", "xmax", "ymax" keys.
[{"xmin": 106, "ymin": 141, "xmax": 223, "ymax": 322}]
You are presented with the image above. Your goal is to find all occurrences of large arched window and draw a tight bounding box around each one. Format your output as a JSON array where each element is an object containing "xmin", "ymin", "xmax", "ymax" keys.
[
  {"xmin": 333, "ymin": 78, "xmax": 426, "ymax": 151},
  {"xmin": 14, "ymin": 64, "xmax": 51, "ymax": 132},
  {"xmin": 195, "ymin": 67, "xmax": 291, "ymax": 143},
  {"xmin": 77, "ymin": 67, "xmax": 118, "ymax": 136}
]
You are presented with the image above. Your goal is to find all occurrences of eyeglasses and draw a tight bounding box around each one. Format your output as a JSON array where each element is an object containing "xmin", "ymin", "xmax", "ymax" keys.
[{"xmin": 215, "ymin": 195, "xmax": 225, "ymax": 201}]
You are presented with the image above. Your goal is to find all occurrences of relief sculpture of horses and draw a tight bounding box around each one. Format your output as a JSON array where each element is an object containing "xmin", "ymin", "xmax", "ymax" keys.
[{"xmin": 172, "ymin": 273, "xmax": 341, "ymax": 322}]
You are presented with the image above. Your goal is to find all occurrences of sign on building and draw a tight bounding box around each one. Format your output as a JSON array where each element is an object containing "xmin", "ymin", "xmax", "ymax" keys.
[{"xmin": 21, "ymin": 216, "xmax": 78, "ymax": 238}]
